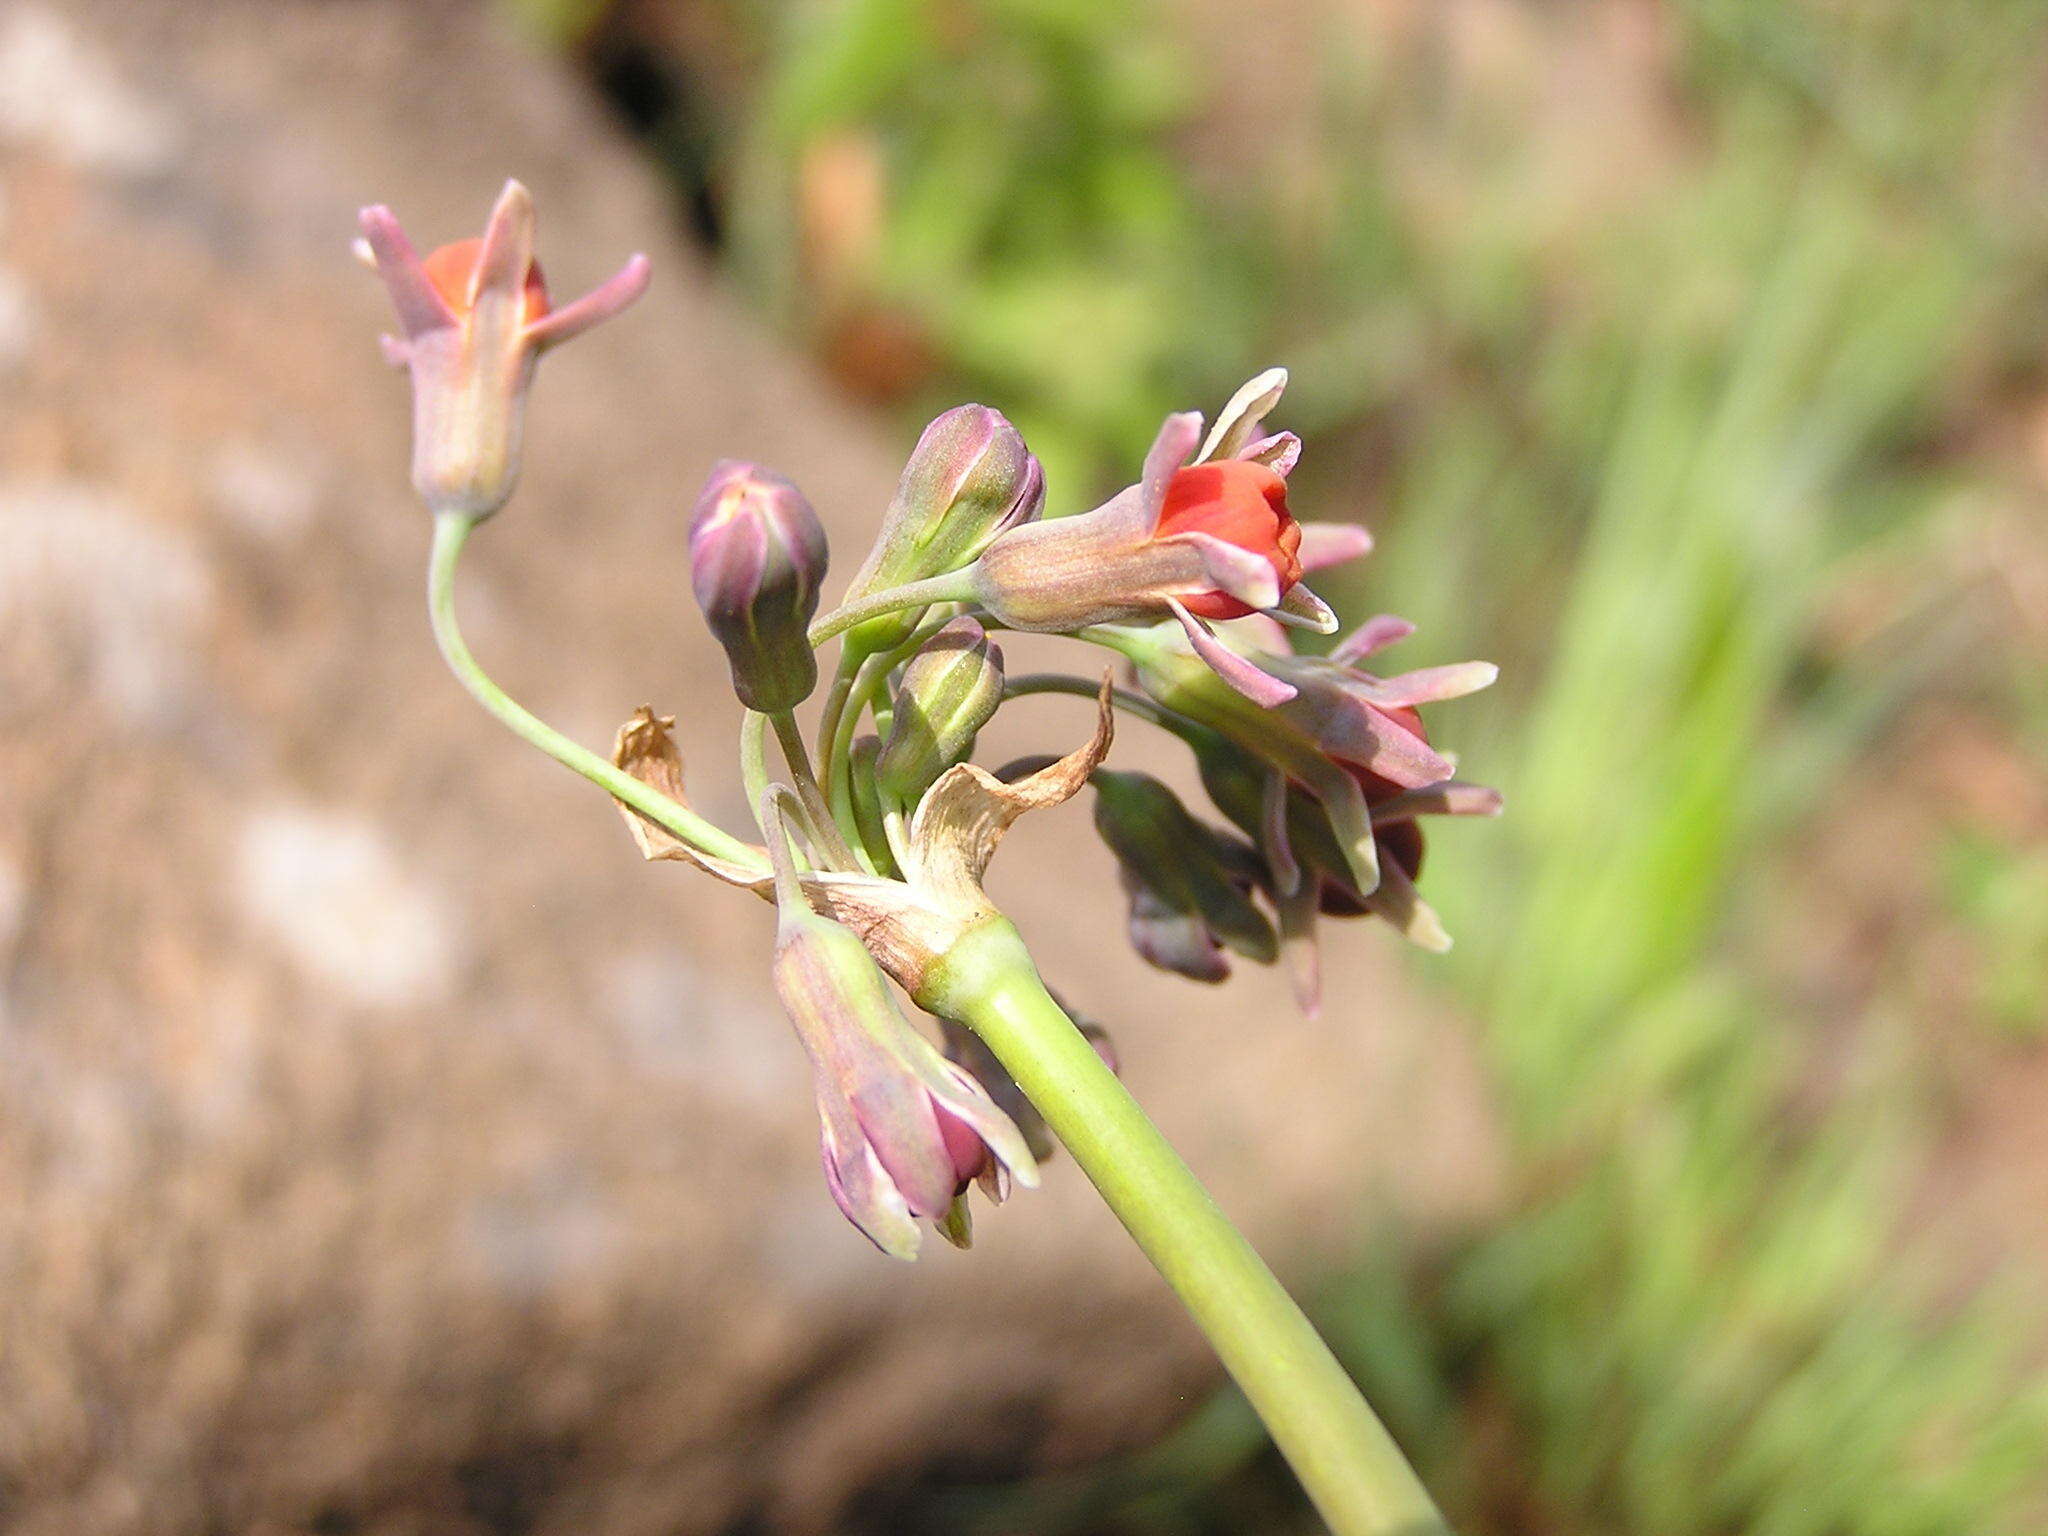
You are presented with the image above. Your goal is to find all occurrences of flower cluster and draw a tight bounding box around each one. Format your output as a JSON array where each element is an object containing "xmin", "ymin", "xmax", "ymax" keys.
[{"xmin": 363, "ymin": 183, "xmax": 1499, "ymax": 1259}]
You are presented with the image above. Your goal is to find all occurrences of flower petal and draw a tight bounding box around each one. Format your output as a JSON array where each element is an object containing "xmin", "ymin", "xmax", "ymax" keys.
[
  {"xmin": 1168, "ymin": 600, "xmax": 1299, "ymax": 706},
  {"xmin": 1357, "ymin": 661, "xmax": 1499, "ymax": 708},
  {"xmin": 1240, "ymin": 431, "xmax": 1301, "ymax": 475},
  {"xmin": 1197, "ymin": 367, "xmax": 1288, "ymax": 464},
  {"xmin": 1269, "ymin": 583, "xmax": 1338, "ymax": 633},
  {"xmin": 1278, "ymin": 882, "xmax": 1323, "ymax": 1018},
  {"xmin": 357, "ymin": 204, "xmax": 456, "ymax": 338},
  {"xmin": 1159, "ymin": 529, "xmax": 1284, "ymax": 611},
  {"xmin": 1298, "ymin": 521, "xmax": 1374, "ymax": 575},
  {"xmin": 1371, "ymin": 780, "xmax": 1505, "ymax": 825},
  {"xmin": 1139, "ymin": 412, "xmax": 1204, "ymax": 526},
  {"xmin": 817, "ymin": 1088, "xmax": 923, "ymax": 1260},
  {"xmin": 474, "ymin": 179, "xmax": 539, "ymax": 312},
  {"xmin": 1365, "ymin": 854, "xmax": 1452, "ymax": 952},
  {"xmin": 526, "ymin": 253, "xmax": 653, "ymax": 350},
  {"xmin": 1331, "ymin": 613, "xmax": 1414, "ymax": 663},
  {"xmin": 1263, "ymin": 765, "xmax": 1303, "ymax": 897}
]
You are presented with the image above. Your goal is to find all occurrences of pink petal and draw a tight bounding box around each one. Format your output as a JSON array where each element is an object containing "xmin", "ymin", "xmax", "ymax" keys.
[
  {"xmin": 1168, "ymin": 600, "xmax": 1297, "ymax": 707},
  {"xmin": 526, "ymin": 253, "xmax": 653, "ymax": 350},
  {"xmin": 1139, "ymin": 412, "xmax": 1204, "ymax": 527},
  {"xmin": 474, "ymin": 179, "xmax": 538, "ymax": 309},
  {"xmin": 1331, "ymin": 614, "xmax": 1414, "ymax": 663},
  {"xmin": 1358, "ymin": 660, "xmax": 1498, "ymax": 708},
  {"xmin": 1365, "ymin": 855, "xmax": 1452, "ymax": 952},
  {"xmin": 1162, "ymin": 529, "xmax": 1283, "ymax": 610},
  {"xmin": 1297, "ymin": 521, "xmax": 1373, "ymax": 574},
  {"xmin": 356, "ymin": 205, "xmax": 455, "ymax": 338}
]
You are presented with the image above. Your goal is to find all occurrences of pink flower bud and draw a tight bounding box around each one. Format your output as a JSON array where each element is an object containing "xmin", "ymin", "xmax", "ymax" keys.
[{"xmin": 688, "ymin": 461, "xmax": 830, "ymax": 712}]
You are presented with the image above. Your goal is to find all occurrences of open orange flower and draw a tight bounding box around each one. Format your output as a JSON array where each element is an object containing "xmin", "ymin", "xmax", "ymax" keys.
[{"xmin": 968, "ymin": 369, "xmax": 1370, "ymax": 705}]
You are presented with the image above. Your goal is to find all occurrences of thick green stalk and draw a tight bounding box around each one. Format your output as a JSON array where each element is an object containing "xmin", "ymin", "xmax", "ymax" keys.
[
  {"xmin": 428, "ymin": 512, "xmax": 767, "ymax": 874},
  {"xmin": 924, "ymin": 919, "xmax": 1451, "ymax": 1536}
]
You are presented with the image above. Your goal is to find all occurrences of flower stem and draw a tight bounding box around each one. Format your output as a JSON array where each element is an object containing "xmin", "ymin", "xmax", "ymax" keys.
[
  {"xmin": 808, "ymin": 570, "xmax": 980, "ymax": 646},
  {"xmin": 768, "ymin": 707, "xmax": 855, "ymax": 866},
  {"xmin": 924, "ymin": 919, "xmax": 1451, "ymax": 1536},
  {"xmin": 427, "ymin": 511, "xmax": 767, "ymax": 874}
]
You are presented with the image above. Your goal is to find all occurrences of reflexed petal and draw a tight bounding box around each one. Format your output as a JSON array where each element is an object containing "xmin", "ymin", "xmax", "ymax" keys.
[
  {"xmin": 1357, "ymin": 661, "xmax": 1499, "ymax": 709},
  {"xmin": 1197, "ymin": 367, "xmax": 1288, "ymax": 464},
  {"xmin": 1371, "ymin": 780, "xmax": 1505, "ymax": 825},
  {"xmin": 1331, "ymin": 614, "xmax": 1414, "ymax": 663},
  {"xmin": 1297, "ymin": 521, "xmax": 1373, "ymax": 574},
  {"xmin": 1262, "ymin": 766, "xmax": 1303, "ymax": 897},
  {"xmin": 1169, "ymin": 600, "xmax": 1299, "ymax": 707},
  {"xmin": 526, "ymin": 254, "xmax": 652, "ymax": 349}
]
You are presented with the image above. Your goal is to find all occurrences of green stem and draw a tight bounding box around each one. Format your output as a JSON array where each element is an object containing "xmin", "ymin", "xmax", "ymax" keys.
[
  {"xmin": 427, "ymin": 512, "xmax": 767, "ymax": 874},
  {"xmin": 809, "ymin": 570, "xmax": 980, "ymax": 645},
  {"xmin": 924, "ymin": 920, "xmax": 1451, "ymax": 1536},
  {"xmin": 769, "ymin": 708, "xmax": 855, "ymax": 866}
]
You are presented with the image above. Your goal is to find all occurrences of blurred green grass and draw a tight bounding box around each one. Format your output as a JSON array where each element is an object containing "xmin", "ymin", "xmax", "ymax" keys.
[{"xmin": 529, "ymin": 0, "xmax": 2048, "ymax": 1528}]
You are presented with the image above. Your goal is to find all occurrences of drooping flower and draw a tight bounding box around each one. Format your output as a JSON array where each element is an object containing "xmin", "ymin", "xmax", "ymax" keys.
[
  {"xmin": 1090, "ymin": 769, "xmax": 1277, "ymax": 983},
  {"xmin": 1134, "ymin": 612, "xmax": 1497, "ymax": 901},
  {"xmin": 358, "ymin": 179, "xmax": 650, "ymax": 519},
  {"xmin": 969, "ymin": 369, "xmax": 1370, "ymax": 705},
  {"xmin": 688, "ymin": 460, "xmax": 831, "ymax": 712}
]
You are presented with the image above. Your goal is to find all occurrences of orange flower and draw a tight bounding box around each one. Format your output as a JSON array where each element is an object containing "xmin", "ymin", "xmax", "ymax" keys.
[{"xmin": 1155, "ymin": 460, "xmax": 1304, "ymax": 620}]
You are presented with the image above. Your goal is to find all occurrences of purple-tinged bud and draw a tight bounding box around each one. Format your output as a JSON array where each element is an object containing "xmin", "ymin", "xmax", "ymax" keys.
[
  {"xmin": 843, "ymin": 404, "xmax": 1041, "ymax": 649},
  {"xmin": 875, "ymin": 616, "xmax": 1005, "ymax": 805},
  {"xmin": 1091, "ymin": 769, "xmax": 1277, "ymax": 983},
  {"xmin": 688, "ymin": 461, "xmax": 829, "ymax": 711},
  {"xmin": 771, "ymin": 901, "xmax": 1038, "ymax": 1260}
]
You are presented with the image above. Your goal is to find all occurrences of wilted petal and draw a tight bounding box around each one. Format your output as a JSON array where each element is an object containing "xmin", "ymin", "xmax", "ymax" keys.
[{"xmin": 609, "ymin": 708, "xmax": 773, "ymax": 887}]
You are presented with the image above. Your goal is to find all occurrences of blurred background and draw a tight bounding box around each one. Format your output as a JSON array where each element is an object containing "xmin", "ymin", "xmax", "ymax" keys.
[{"xmin": 3, "ymin": 0, "xmax": 2046, "ymax": 1531}]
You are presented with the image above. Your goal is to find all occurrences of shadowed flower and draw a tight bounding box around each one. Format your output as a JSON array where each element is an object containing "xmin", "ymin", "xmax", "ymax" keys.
[
  {"xmin": 1091, "ymin": 769, "xmax": 1277, "ymax": 983},
  {"xmin": 358, "ymin": 179, "xmax": 650, "ymax": 518},
  {"xmin": 969, "ymin": 369, "xmax": 1370, "ymax": 705}
]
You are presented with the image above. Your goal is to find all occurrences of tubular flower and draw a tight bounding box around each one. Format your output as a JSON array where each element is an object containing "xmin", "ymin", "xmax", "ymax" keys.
[
  {"xmin": 359, "ymin": 179, "xmax": 650, "ymax": 518},
  {"xmin": 969, "ymin": 369, "xmax": 1370, "ymax": 706},
  {"xmin": 688, "ymin": 461, "xmax": 831, "ymax": 711},
  {"xmin": 772, "ymin": 896, "xmax": 1039, "ymax": 1261}
]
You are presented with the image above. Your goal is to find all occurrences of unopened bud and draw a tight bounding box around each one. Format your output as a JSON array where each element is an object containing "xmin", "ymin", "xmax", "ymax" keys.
[
  {"xmin": 844, "ymin": 405, "xmax": 1042, "ymax": 649},
  {"xmin": 875, "ymin": 616, "xmax": 1004, "ymax": 804},
  {"xmin": 688, "ymin": 461, "xmax": 829, "ymax": 711}
]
